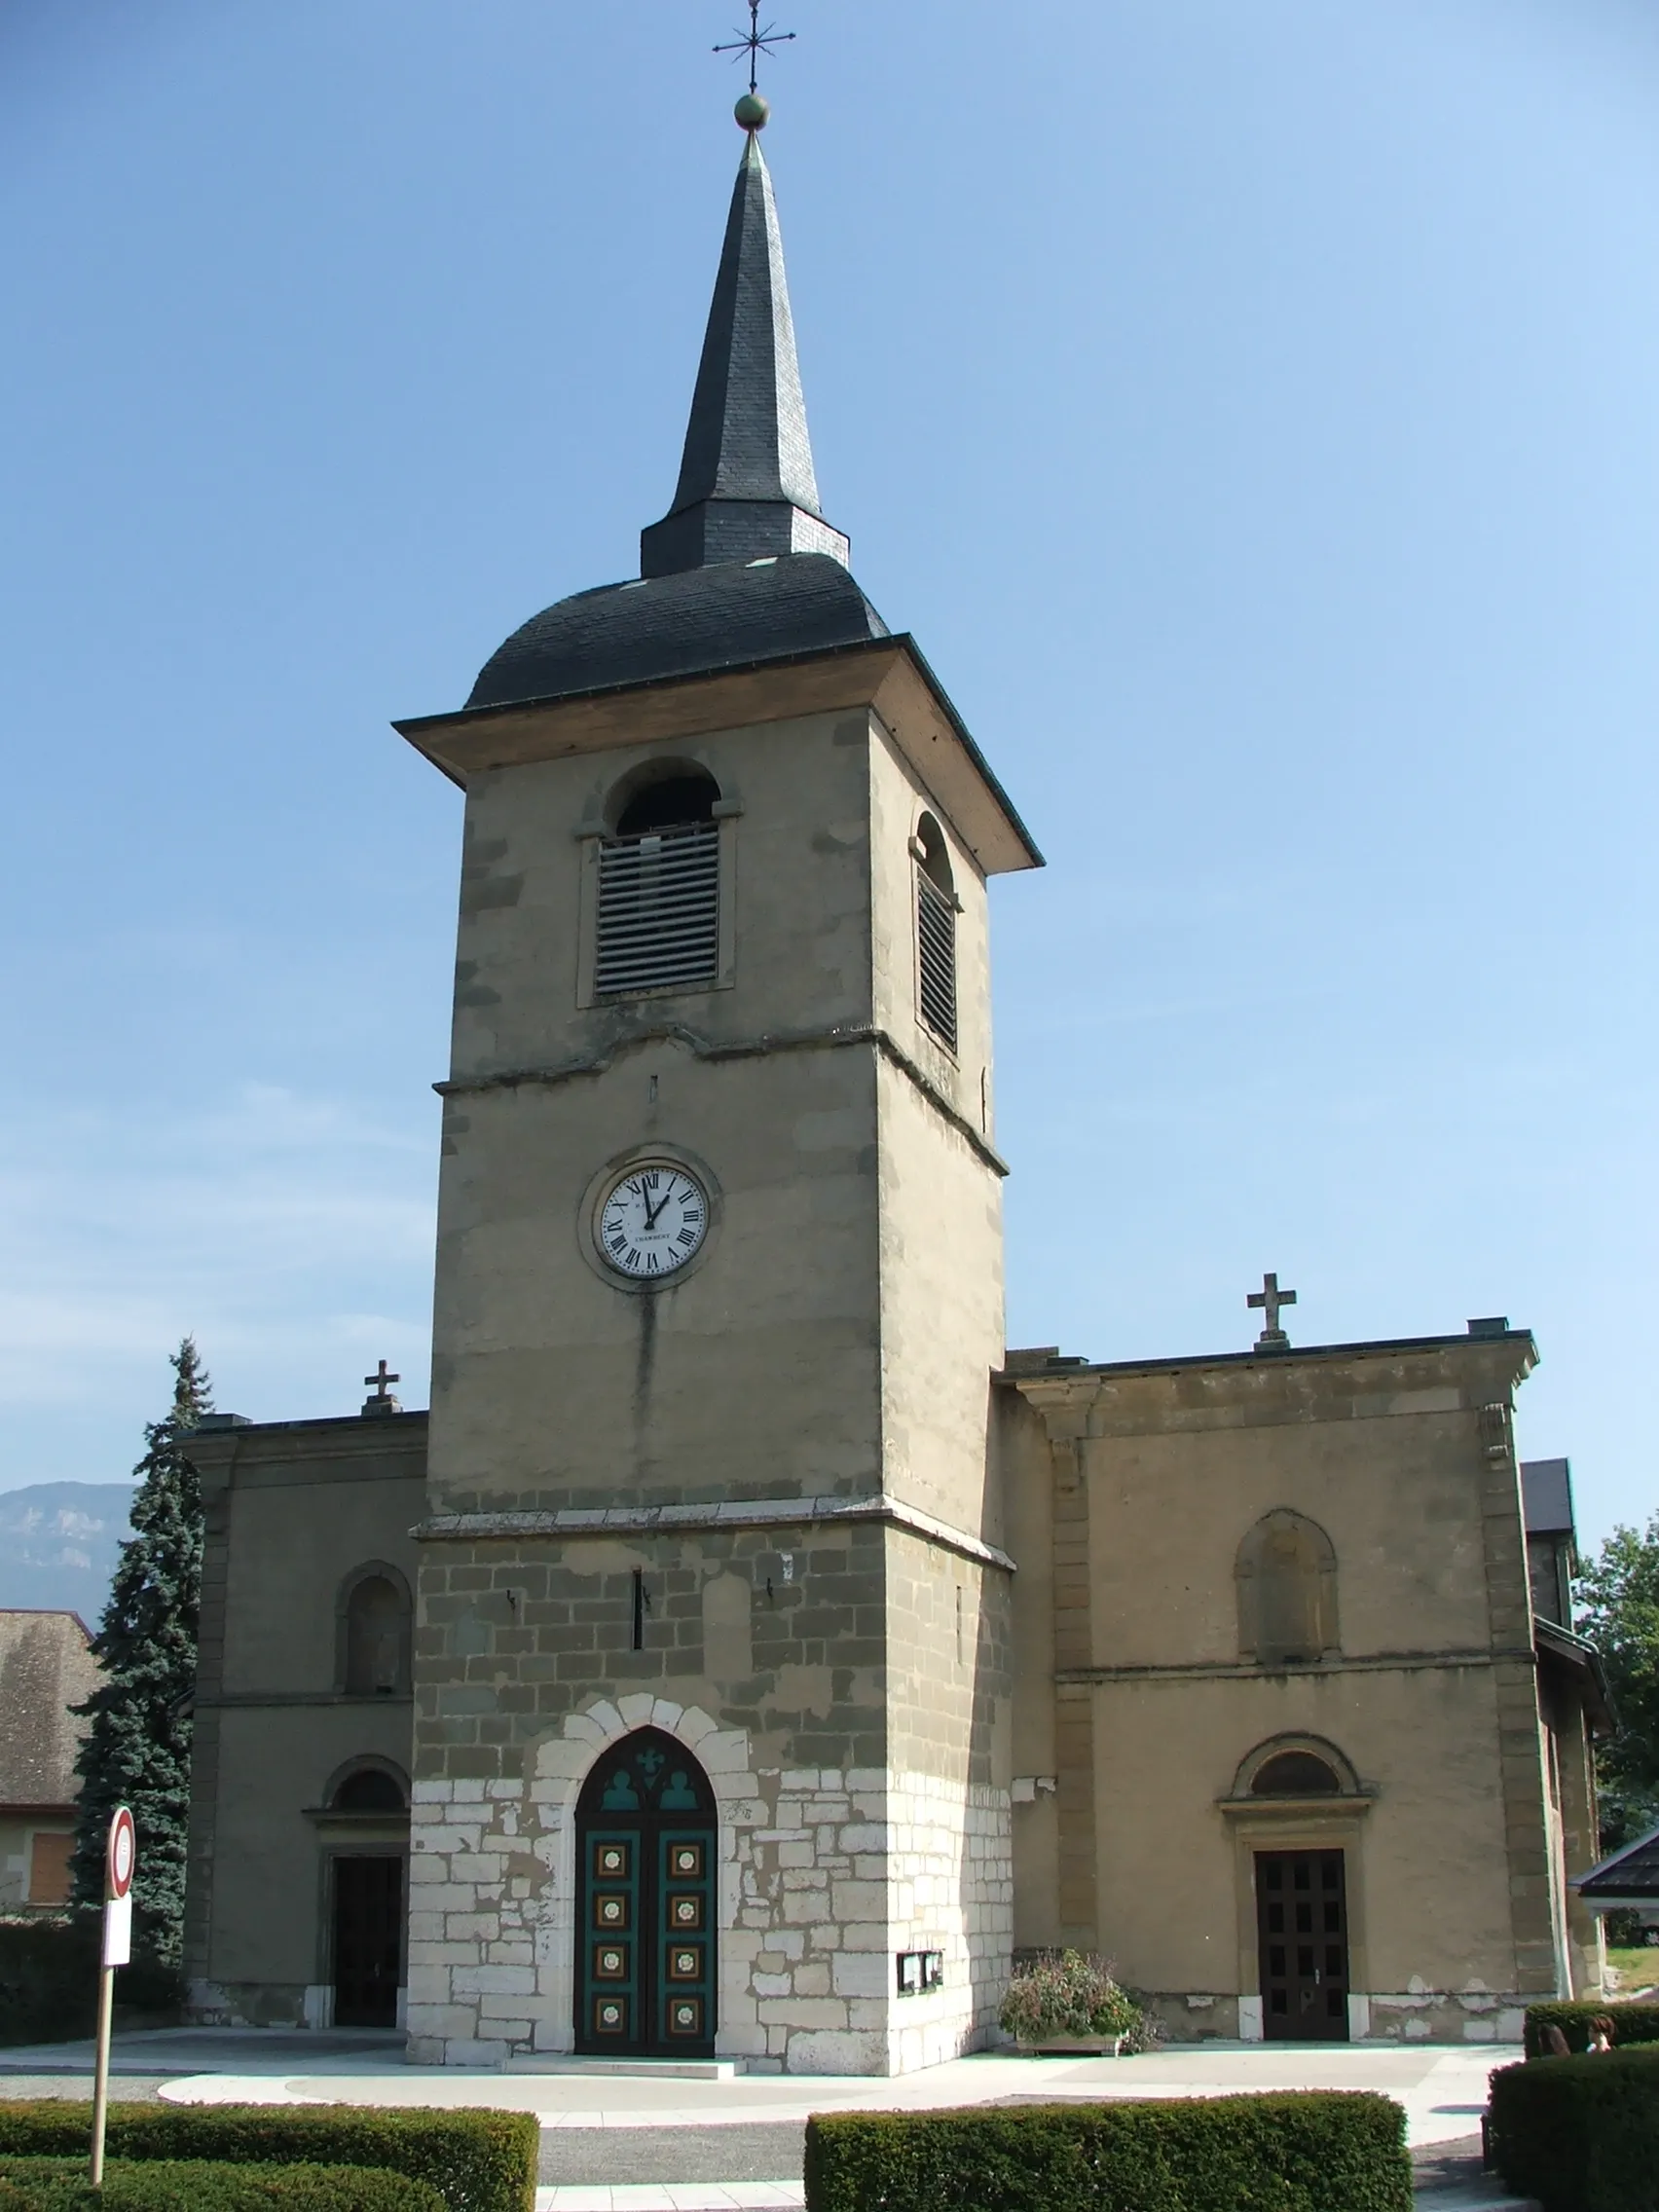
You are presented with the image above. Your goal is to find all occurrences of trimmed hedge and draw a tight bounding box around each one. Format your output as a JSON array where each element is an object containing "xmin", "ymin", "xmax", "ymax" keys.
[
  {"xmin": 1491, "ymin": 2044, "xmax": 1659, "ymax": 2212},
  {"xmin": 1525, "ymin": 2001, "xmax": 1659, "ymax": 2057},
  {"xmin": 803, "ymin": 2091, "xmax": 1412, "ymax": 2212},
  {"xmin": 0, "ymin": 2107, "xmax": 536, "ymax": 2212},
  {"xmin": 0, "ymin": 2157, "xmax": 443, "ymax": 2208}
]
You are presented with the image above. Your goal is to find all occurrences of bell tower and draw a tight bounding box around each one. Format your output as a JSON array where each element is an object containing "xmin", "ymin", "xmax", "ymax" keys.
[{"xmin": 397, "ymin": 95, "xmax": 1040, "ymax": 2076}]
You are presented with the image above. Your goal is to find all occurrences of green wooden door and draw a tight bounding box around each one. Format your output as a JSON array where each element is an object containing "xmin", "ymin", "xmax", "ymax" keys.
[{"xmin": 576, "ymin": 1728, "xmax": 717, "ymax": 2055}]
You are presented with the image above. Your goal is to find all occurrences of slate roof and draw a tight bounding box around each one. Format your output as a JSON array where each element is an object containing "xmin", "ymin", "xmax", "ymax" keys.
[
  {"xmin": 466, "ymin": 552, "xmax": 889, "ymax": 713},
  {"xmin": 466, "ymin": 127, "xmax": 872, "ymax": 714},
  {"xmin": 1575, "ymin": 1821, "xmax": 1659, "ymax": 1901},
  {"xmin": 640, "ymin": 129, "xmax": 845, "ymax": 580},
  {"xmin": 0, "ymin": 1610, "xmax": 99, "ymax": 1810},
  {"xmin": 1522, "ymin": 1456, "xmax": 1575, "ymax": 1537}
]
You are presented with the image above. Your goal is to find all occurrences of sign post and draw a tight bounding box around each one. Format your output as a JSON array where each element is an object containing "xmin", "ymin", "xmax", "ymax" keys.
[{"xmin": 90, "ymin": 1805, "xmax": 135, "ymax": 2188}]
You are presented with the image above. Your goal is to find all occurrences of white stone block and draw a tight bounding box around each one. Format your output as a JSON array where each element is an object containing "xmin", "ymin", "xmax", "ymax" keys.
[
  {"xmin": 696, "ymin": 1732, "xmax": 756, "ymax": 1770},
  {"xmin": 757, "ymin": 1998, "xmax": 850, "ymax": 2030},
  {"xmin": 832, "ymin": 1953, "xmax": 891, "ymax": 1998},
  {"xmin": 444, "ymin": 2039, "xmax": 509, "ymax": 2066},
  {"xmin": 786, "ymin": 2029, "xmax": 884, "ymax": 2076},
  {"xmin": 618, "ymin": 1692, "xmax": 655, "ymax": 1727}
]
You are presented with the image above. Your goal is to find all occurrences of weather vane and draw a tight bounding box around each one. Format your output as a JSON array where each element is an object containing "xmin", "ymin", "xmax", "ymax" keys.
[{"xmin": 715, "ymin": 2, "xmax": 795, "ymax": 97}]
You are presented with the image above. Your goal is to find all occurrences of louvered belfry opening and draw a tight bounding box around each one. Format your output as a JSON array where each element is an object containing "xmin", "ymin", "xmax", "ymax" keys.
[
  {"xmin": 914, "ymin": 814, "xmax": 958, "ymax": 1051},
  {"xmin": 596, "ymin": 772, "xmax": 721, "ymax": 999}
]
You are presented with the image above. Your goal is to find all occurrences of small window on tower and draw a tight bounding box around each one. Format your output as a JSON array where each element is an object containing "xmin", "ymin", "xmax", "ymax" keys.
[
  {"xmin": 912, "ymin": 813, "xmax": 958, "ymax": 1052},
  {"xmin": 594, "ymin": 768, "xmax": 722, "ymax": 999}
]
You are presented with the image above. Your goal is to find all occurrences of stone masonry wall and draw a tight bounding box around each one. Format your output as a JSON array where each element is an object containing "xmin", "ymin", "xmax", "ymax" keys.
[
  {"xmin": 407, "ymin": 1517, "xmax": 1013, "ymax": 2073},
  {"xmin": 406, "ymin": 1691, "xmax": 1009, "ymax": 2073}
]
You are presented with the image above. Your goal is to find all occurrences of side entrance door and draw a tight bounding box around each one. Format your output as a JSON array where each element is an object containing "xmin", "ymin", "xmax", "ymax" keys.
[
  {"xmin": 333, "ymin": 1855, "xmax": 403, "ymax": 2027},
  {"xmin": 1255, "ymin": 1849, "xmax": 1349, "ymax": 2041},
  {"xmin": 575, "ymin": 1727, "xmax": 717, "ymax": 2056}
]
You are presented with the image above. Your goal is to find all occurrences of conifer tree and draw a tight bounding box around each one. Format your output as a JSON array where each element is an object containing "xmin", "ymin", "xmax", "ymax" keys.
[{"xmin": 70, "ymin": 1338, "xmax": 210, "ymax": 1970}]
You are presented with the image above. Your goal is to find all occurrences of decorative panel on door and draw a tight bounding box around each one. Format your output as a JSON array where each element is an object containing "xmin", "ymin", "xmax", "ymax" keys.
[
  {"xmin": 1255, "ymin": 1849, "xmax": 1349, "ymax": 2043},
  {"xmin": 575, "ymin": 1728, "xmax": 718, "ymax": 2056}
]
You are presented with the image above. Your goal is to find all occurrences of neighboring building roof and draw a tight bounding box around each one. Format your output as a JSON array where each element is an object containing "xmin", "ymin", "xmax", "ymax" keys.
[
  {"xmin": 0, "ymin": 1610, "xmax": 99, "ymax": 1811},
  {"xmin": 1573, "ymin": 1821, "xmax": 1659, "ymax": 1902},
  {"xmin": 1522, "ymin": 1456, "xmax": 1575, "ymax": 1537},
  {"xmin": 1534, "ymin": 1616, "xmax": 1613, "ymax": 1734},
  {"xmin": 466, "ymin": 552, "xmax": 888, "ymax": 714}
]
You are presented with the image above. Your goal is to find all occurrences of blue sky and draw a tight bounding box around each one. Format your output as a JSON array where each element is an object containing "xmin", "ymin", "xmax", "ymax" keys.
[{"xmin": 2, "ymin": 1, "xmax": 1654, "ymax": 1550}]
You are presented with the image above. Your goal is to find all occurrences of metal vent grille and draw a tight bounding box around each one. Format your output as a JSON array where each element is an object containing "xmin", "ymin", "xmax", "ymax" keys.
[
  {"xmin": 595, "ymin": 822, "xmax": 720, "ymax": 997},
  {"xmin": 916, "ymin": 867, "xmax": 958, "ymax": 1051}
]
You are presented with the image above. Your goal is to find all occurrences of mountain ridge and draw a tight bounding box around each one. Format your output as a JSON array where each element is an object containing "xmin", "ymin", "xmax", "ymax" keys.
[{"xmin": 0, "ymin": 1483, "xmax": 135, "ymax": 1620}]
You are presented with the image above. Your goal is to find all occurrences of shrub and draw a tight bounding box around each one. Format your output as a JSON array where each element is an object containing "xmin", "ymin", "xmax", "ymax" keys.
[
  {"xmin": 803, "ymin": 2091, "xmax": 1412, "ymax": 2212},
  {"xmin": 998, "ymin": 1950, "xmax": 1145, "ymax": 2046},
  {"xmin": 1490, "ymin": 2044, "xmax": 1659, "ymax": 2212},
  {"xmin": 0, "ymin": 2108, "xmax": 536, "ymax": 2212},
  {"xmin": 0, "ymin": 1925, "xmax": 179, "ymax": 2049},
  {"xmin": 1525, "ymin": 2001, "xmax": 1659, "ymax": 2056},
  {"xmin": 0, "ymin": 2157, "xmax": 442, "ymax": 2208}
]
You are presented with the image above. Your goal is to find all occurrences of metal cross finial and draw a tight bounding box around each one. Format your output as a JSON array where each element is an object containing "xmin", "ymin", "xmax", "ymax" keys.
[
  {"xmin": 364, "ymin": 1358, "xmax": 400, "ymax": 1400},
  {"xmin": 715, "ymin": 2, "xmax": 795, "ymax": 94},
  {"xmin": 1247, "ymin": 1272, "xmax": 1298, "ymax": 1350}
]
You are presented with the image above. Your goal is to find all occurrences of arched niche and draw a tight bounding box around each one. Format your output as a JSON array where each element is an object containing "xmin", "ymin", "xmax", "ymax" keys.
[
  {"xmin": 1235, "ymin": 1509, "xmax": 1340, "ymax": 1665},
  {"xmin": 336, "ymin": 1562, "xmax": 413, "ymax": 1698}
]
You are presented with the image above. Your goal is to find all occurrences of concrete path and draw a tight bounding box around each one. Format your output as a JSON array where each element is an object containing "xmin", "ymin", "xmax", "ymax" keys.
[{"xmin": 0, "ymin": 2030, "xmax": 1536, "ymax": 2207}]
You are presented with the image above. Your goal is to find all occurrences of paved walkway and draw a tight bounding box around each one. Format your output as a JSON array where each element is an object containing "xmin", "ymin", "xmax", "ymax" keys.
[{"xmin": 0, "ymin": 2030, "xmax": 1535, "ymax": 2209}]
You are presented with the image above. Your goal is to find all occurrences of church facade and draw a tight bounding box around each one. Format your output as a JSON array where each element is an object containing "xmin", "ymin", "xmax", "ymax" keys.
[{"xmin": 180, "ymin": 110, "xmax": 1605, "ymax": 2073}]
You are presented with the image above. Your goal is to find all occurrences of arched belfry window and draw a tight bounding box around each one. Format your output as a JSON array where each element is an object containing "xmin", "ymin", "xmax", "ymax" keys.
[
  {"xmin": 339, "ymin": 1566, "xmax": 412, "ymax": 1697},
  {"xmin": 912, "ymin": 813, "xmax": 958, "ymax": 1052},
  {"xmin": 1235, "ymin": 1510, "xmax": 1339, "ymax": 1666},
  {"xmin": 594, "ymin": 765, "xmax": 722, "ymax": 999}
]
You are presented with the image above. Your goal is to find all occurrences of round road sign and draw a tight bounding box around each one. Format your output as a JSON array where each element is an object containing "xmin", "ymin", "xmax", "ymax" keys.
[{"xmin": 107, "ymin": 1806, "xmax": 135, "ymax": 1900}]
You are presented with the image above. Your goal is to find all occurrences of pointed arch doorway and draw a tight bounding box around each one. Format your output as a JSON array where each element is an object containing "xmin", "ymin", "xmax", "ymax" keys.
[{"xmin": 575, "ymin": 1727, "xmax": 718, "ymax": 2056}]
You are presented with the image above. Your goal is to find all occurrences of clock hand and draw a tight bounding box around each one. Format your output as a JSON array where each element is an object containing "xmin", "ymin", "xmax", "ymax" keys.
[{"xmin": 644, "ymin": 1183, "xmax": 670, "ymax": 1230}]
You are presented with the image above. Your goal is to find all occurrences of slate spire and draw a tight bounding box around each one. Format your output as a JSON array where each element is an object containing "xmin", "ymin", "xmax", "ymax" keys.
[{"xmin": 641, "ymin": 122, "xmax": 849, "ymax": 579}]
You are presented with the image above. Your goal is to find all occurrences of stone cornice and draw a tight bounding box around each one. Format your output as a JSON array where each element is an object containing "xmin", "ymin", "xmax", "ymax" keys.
[
  {"xmin": 436, "ymin": 1019, "xmax": 1009, "ymax": 1178},
  {"xmin": 1055, "ymin": 1646, "xmax": 1535, "ymax": 1686},
  {"xmin": 184, "ymin": 1412, "xmax": 428, "ymax": 1487},
  {"xmin": 413, "ymin": 1492, "xmax": 1015, "ymax": 1574},
  {"xmin": 1002, "ymin": 1331, "xmax": 1537, "ymax": 1441}
]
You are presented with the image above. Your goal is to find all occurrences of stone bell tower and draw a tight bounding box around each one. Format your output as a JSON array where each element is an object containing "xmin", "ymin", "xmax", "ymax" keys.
[{"xmin": 396, "ymin": 96, "xmax": 1040, "ymax": 2075}]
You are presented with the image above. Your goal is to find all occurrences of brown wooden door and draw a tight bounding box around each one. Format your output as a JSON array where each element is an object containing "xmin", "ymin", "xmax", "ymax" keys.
[
  {"xmin": 1256, "ymin": 1849, "xmax": 1348, "ymax": 2041},
  {"xmin": 333, "ymin": 1855, "xmax": 403, "ymax": 2028}
]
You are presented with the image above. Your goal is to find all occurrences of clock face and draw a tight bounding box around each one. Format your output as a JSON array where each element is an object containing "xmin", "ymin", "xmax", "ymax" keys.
[{"xmin": 597, "ymin": 1163, "xmax": 709, "ymax": 1280}]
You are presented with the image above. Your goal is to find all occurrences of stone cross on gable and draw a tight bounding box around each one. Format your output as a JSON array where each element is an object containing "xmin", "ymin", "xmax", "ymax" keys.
[
  {"xmin": 361, "ymin": 1358, "xmax": 401, "ymax": 1418},
  {"xmin": 1247, "ymin": 1272, "xmax": 1297, "ymax": 1351}
]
